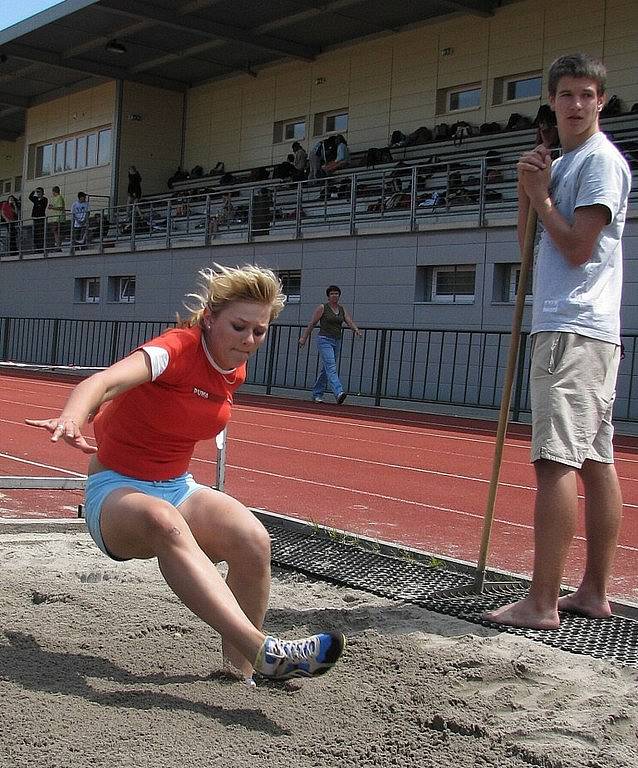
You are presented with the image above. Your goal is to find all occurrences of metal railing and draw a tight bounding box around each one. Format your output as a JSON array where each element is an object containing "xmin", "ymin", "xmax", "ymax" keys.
[{"xmin": 2, "ymin": 316, "xmax": 637, "ymax": 423}]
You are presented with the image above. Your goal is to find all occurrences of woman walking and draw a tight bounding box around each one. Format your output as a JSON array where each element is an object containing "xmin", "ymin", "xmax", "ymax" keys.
[{"xmin": 299, "ymin": 285, "xmax": 361, "ymax": 403}]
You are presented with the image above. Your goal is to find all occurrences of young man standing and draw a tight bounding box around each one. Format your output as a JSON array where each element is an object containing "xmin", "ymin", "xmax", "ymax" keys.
[
  {"xmin": 485, "ymin": 53, "xmax": 631, "ymax": 630},
  {"xmin": 71, "ymin": 191, "xmax": 91, "ymax": 246},
  {"xmin": 48, "ymin": 185, "xmax": 66, "ymax": 248}
]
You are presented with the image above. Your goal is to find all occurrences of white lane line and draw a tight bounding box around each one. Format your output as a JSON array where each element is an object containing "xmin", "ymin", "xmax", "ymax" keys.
[
  {"xmin": 191, "ymin": 456, "xmax": 638, "ymax": 555},
  {"xmin": 0, "ymin": 452, "xmax": 86, "ymax": 477}
]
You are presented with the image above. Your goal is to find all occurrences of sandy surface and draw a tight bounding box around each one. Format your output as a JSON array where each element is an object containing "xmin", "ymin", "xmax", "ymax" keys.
[{"xmin": 1, "ymin": 530, "xmax": 637, "ymax": 768}]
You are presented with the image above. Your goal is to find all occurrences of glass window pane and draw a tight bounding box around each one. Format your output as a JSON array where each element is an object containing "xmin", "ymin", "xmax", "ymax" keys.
[
  {"xmin": 284, "ymin": 121, "xmax": 305, "ymax": 141},
  {"xmin": 449, "ymin": 88, "xmax": 481, "ymax": 111},
  {"xmin": 506, "ymin": 76, "xmax": 542, "ymax": 101},
  {"xmin": 86, "ymin": 133, "xmax": 98, "ymax": 167},
  {"xmin": 36, "ymin": 144, "xmax": 53, "ymax": 176},
  {"xmin": 326, "ymin": 112, "xmax": 348, "ymax": 133},
  {"xmin": 65, "ymin": 138, "xmax": 76, "ymax": 170},
  {"xmin": 76, "ymin": 136, "xmax": 87, "ymax": 169},
  {"xmin": 55, "ymin": 142, "xmax": 65, "ymax": 173},
  {"xmin": 97, "ymin": 129, "xmax": 111, "ymax": 165}
]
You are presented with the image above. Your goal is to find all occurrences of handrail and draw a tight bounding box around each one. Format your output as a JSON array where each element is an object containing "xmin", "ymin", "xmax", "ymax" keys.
[
  {"xmin": 1, "ymin": 132, "xmax": 636, "ymax": 258},
  {"xmin": 2, "ymin": 317, "xmax": 637, "ymax": 423}
]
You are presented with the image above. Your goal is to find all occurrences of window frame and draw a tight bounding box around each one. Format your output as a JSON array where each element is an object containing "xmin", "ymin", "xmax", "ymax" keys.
[
  {"xmin": 313, "ymin": 108, "xmax": 349, "ymax": 137},
  {"xmin": 115, "ymin": 275, "xmax": 136, "ymax": 303},
  {"xmin": 77, "ymin": 276, "xmax": 100, "ymax": 304},
  {"xmin": 504, "ymin": 74, "xmax": 543, "ymax": 104},
  {"xmin": 277, "ymin": 269, "xmax": 301, "ymax": 304},
  {"xmin": 507, "ymin": 264, "xmax": 533, "ymax": 304},
  {"xmin": 431, "ymin": 265, "xmax": 476, "ymax": 304},
  {"xmin": 273, "ymin": 116, "xmax": 306, "ymax": 145},
  {"xmin": 29, "ymin": 126, "xmax": 112, "ymax": 180},
  {"xmin": 447, "ymin": 86, "xmax": 481, "ymax": 113}
]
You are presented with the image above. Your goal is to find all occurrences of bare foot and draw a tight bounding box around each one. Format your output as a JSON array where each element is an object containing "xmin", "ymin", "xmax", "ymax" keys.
[
  {"xmin": 483, "ymin": 597, "xmax": 560, "ymax": 630},
  {"xmin": 557, "ymin": 591, "xmax": 612, "ymax": 619}
]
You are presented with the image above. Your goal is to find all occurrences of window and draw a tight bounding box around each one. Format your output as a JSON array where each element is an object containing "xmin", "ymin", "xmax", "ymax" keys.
[
  {"xmin": 493, "ymin": 72, "xmax": 542, "ymax": 105},
  {"xmin": 506, "ymin": 75, "xmax": 542, "ymax": 102},
  {"xmin": 97, "ymin": 129, "xmax": 111, "ymax": 165},
  {"xmin": 54, "ymin": 141, "xmax": 65, "ymax": 174},
  {"xmin": 109, "ymin": 275, "xmax": 136, "ymax": 303},
  {"xmin": 278, "ymin": 270, "xmax": 301, "ymax": 304},
  {"xmin": 448, "ymin": 87, "xmax": 481, "ymax": 112},
  {"xmin": 313, "ymin": 109, "xmax": 348, "ymax": 136},
  {"xmin": 416, "ymin": 265, "xmax": 476, "ymax": 304},
  {"xmin": 1, "ymin": 178, "xmax": 11, "ymax": 194},
  {"xmin": 494, "ymin": 263, "xmax": 532, "ymax": 303},
  {"xmin": 29, "ymin": 126, "xmax": 112, "ymax": 179},
  {"xmin": 273, "ymin": 117, "xmax": 306, "ymax": 144},
  {"xmin": 35, "ymin": 144, "xmax": 53, "ymax": 177},
  {"xmin": 75, "ymin": 277, "xmax": 100, "ymax": 303}
]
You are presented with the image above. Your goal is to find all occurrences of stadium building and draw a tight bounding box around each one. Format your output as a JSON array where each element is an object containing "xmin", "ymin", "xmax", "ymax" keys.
[{"xmin": 0, "ymin": 0, "xmax": 637, "ymax": 418}]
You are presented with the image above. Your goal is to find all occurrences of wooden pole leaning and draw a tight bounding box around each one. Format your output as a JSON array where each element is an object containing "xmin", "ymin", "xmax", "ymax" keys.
[
  {"xmin": 432, "ymin": 204, "xmax": 538, "ymax": 599},
  {"xmin": 473, "ymin": 204, "xmax": 538, "ymax": 592}
]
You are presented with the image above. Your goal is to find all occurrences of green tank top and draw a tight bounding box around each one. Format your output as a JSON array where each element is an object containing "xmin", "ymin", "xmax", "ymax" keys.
[{"xmin": 319, "ymin": 303, "xmax": 345, "ymax": 339}]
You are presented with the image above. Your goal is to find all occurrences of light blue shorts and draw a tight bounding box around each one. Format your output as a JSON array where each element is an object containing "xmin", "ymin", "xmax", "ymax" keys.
[{"xmin": 84, "ymin": 470, "xmax": 207, "ymax": 561}]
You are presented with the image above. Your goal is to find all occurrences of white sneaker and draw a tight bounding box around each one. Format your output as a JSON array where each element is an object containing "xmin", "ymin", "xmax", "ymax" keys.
[
  {"xmin": 255, "ymin": 632, "xmax": 346, "ymax": 680},
  {"xmin": 313, "ymin": 396, "xmax": 324, "ymax": 403}
]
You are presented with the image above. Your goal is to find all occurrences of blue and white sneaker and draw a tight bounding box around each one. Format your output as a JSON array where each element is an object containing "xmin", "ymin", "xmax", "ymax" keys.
[{"xmin": 255, "ymin": 632, "xmax": 346, "ymax": 680}]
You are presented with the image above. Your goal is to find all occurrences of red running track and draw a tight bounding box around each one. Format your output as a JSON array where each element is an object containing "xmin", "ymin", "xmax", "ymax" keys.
[{"xmin": 2, "ymin": 370, "xmax": 638, "ymax": 603}]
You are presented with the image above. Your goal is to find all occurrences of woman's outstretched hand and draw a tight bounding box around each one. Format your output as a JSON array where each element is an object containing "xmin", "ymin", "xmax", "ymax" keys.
[{"xmin": 24, "ymin": 417, "xmax": 98, "ymax": 454}]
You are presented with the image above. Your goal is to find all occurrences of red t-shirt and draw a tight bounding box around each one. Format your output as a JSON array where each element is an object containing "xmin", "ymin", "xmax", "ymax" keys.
[
  {"xmin": 0, "ymin": 202, "xmax": 17, "ymax": 222},
  {"xmin": 93, "ymin": 325, "xmax": 246, "ymax": 480}
]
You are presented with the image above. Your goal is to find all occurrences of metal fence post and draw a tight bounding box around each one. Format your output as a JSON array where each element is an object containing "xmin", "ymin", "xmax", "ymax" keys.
[
  {"xmin": 409, "ymin": 166, "xmax": 418, "ymax": 231},
  {"xmin": 511, "ymin": 330, "xmax": 528, "ymax": 422},
  {"xmin": 50, "ymin": 318, "xmax": 60, "ymax": 365},
  {"xmin": 349, "ymin": 173, "xmax": 357, "ymax": 235},
  {"xmin": 374, "ymin": 328, "xmax": 388, "ymax": 406},
  {"xmin": 265, "ymin": 324, "xmax": 279, "ymax": 394},
  {"xmin": 295, "ymin": 183, "xmax": 303, "ymax": 239}
]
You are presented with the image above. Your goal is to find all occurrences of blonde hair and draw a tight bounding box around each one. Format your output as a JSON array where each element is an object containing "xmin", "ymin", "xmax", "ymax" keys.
[{"xmin": 181, "ymin": 263, "xmax": 286, "ymax": 326}]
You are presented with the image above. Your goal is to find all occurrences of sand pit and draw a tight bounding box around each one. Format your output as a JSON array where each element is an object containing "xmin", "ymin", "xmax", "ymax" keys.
[{"xmin": 1, "ymin": 529, "xmax": 637, "ymax": 768}]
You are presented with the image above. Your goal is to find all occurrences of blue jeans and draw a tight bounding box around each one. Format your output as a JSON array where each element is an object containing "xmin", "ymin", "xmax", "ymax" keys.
[{"xmin": 313, "ymin": 334, "xmax": 343, "ymax": 399}]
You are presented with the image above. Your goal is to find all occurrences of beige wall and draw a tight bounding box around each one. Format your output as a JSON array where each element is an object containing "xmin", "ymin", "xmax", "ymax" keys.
[
  {"xmin": 0, "ymin": 136, "xmax": 24, "ymax": 194},
  {"xmin": 184, "ymin": 0, "xmax": 638, "ymax": 171},
  {"xmin": 117, "ymin": 82, "xmax": 184, "ymax": 202},
  {"xmin": 23, "ymin": 82, "xmax": 116, "ymax": 205}
]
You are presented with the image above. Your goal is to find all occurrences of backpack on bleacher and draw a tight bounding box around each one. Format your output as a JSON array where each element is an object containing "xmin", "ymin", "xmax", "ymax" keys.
[
  {"xmin": 219, "ymin": 172, "xmax": 236, "ymax": 186},
  {"xmin": 405, "ymin": 126, "xmax": 433, "ymax": 146},
  {"xmin": 505, "ymin": 113, "xmax": 533, "ymax": 131},
  {"xmin": 433, "ymin": 123, "xmax": 451, "ymax": 141},
  {"xmin": 190, "ymin": 165, "xmax": 204, "ymax": 178},
  {"xmin": 600, "ymin": 95, "xmax": 625, "ymax": 118},
  {"xmin": 390, "ymin": 130, "xmax": 407, "ymax": 147},
  {"xmin": 479, "ymin": 122, "xmax": 501, "ymax": 135},
  {"xmin": 451, "ymin": 121, "xmax": 475, "ymax": 145}
]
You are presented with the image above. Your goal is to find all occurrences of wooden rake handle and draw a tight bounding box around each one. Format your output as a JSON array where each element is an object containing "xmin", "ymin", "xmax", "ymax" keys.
[{"xmin": 475, "ymin": 205, "xmax": 538, "ymax": 591}]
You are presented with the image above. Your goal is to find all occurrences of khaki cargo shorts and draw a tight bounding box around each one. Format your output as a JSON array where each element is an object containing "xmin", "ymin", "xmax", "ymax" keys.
[{"xmin": 530, "ymin": 332, "xmax": 620, "ymax": 468}]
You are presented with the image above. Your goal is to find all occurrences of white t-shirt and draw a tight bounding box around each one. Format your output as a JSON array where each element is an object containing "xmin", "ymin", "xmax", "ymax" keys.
[{"xmin": 531, "ymin": 131, "xmax": 631, "ymax": 345}]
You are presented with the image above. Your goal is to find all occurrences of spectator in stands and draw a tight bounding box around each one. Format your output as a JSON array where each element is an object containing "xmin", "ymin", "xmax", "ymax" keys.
[
  {"xmin": 208, "ymin": 192, "xmax": 235, "ymax": 236},
  {"xmin": 71, "ymin": 192, "xmax": 91, "ymax": 246},
  {"xmin": 484, "ymin": 53, "xmax": 631, "ymax": 630},
  {"xmin": 0, "ymin": 195, "xmax": 19, "ymax": 254},
  {"xmin": 24, "ymin": 264, "xmax": 345, "ymax": 685},
  {"xmin": 28, "ymin": 187, "xmax": 48, "ymax": 251},
  {"xmin": 251, "ymin": 187, "xmax": 272, "ymax": 236},
  {"xmin": 47, "ymin": 185, "xmax": 66, "ymax": 249},
  {"xmin": 291, "ymin": 141, "xmax": 308, "ymax": 180},
  {"xmin": 127, "ymin": 165, "xmax": 142, "ymax": 202},
  {"xmin": 299, "ymin": 284, "xmax": 362, "ymax": 404},
  {"xmin": 308, "ymin": 138, "xmax": 326, "ymax": 180},
  {"xmin": 323, "ymin": 134, "xmax": 350, "ymax": 174},
  {"xmin": 535, "ymin": 104, "xmax": 560, "ymax": 149},
  {"xmin": 127, "ymin": 165, "xmax": 142, "ymax": 224}
]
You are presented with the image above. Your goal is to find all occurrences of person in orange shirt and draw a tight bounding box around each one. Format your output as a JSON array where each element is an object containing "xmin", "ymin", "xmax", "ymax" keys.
[{"xmin": 26, "ymin": 264, "xmax": 345, "ymax": 685}]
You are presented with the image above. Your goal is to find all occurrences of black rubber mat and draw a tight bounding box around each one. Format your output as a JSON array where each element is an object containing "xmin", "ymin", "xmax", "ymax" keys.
[{"xmin": 265, "ymin": 521, "xmax": 638, "ymax": 668}]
